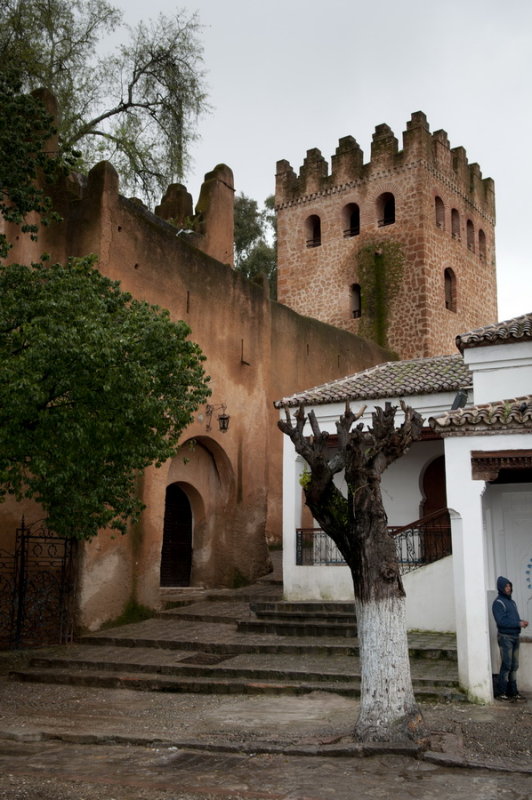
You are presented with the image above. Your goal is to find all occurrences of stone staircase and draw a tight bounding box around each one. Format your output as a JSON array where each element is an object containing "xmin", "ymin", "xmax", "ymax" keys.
[
  {"xmin": 9, "ymin": 577, "xmax": 465, "ymax": 703},
  {"xmin": 242, "ymin": 601, "xmax": 358, "ymax": 637}
]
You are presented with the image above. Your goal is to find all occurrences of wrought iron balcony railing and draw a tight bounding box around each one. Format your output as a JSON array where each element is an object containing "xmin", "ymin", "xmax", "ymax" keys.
[
  {"xmin": 387, "ymin": 508, "xmax": 452, "ymax": 574},
  {"xmin": 295, "ymin": 508, "xmax": 452, "ymax": 575}
]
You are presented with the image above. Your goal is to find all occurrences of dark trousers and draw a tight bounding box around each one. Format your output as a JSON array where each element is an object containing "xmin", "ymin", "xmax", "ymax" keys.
[{"xmin": 496, "ymin": 633, "xmax": 520, "ymax": 697}]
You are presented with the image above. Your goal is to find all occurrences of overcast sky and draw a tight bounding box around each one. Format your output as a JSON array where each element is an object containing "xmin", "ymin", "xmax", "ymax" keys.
[{"xmin": 114, "ymin": 0, "xmax": 531, "ymax": 322}]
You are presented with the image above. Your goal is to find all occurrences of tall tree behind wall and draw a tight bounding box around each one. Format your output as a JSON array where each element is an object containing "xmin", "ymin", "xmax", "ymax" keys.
[
  {"xmin": 234, "ymin": 193, "xmax": 277, "ymax": 298},
  {"xmin": 0, "ymin": 0, "xmax": 208, "ymax": 204}
]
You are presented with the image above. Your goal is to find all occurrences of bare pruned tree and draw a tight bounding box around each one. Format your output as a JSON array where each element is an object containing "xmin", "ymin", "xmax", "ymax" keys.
[{"xmin": 278, "ymin": 400, "xmax": 426, "ymax": 743}]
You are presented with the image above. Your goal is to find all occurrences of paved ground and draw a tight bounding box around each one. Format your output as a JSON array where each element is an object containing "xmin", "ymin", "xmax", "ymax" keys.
[
  {"xmin": 0, "ymin": 667, "xmax": 531, "ymax": 799},
  {"xmin": 1, "ymin": 556, "xmax": 531, "ymax": 798},
  {"xmin": 1, "ymin": 738, "xmax": 532, "ymax": 800}
]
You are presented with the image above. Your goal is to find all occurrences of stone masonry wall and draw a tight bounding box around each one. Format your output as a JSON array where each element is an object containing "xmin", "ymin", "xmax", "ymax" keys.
[{"xmin": 276, "ymin": 112, "xmax": 497, "ymax": 359}]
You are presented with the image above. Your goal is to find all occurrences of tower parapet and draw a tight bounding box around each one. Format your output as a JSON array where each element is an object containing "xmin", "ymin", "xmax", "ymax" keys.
[
  {"xmin": 276, "ymin": 111, "xmax": 495, "ymax": 221},
  {"xmin": 370, "ymin": 123, "xmax": 399, "ymax": 165},
  {"xmin": 331, "ymin": 136, "xmax": 364, "ymax": 184}
]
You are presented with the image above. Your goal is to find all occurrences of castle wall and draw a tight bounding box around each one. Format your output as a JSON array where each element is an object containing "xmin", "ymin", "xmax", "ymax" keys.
[
  {"xmin": 1, "ymin": 156, "xmax": 390, "ymax": 630},
  {"xmin": 3, "ymin": 103, "xmax": 498, "ymax": 631},
  {"xmin": 276, "ymin": 112, "xmax": 497, "ymax": 359}
]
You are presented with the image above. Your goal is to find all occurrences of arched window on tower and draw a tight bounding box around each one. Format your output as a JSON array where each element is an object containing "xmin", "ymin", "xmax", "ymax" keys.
[
  {"xmin": 466, "ymin": 219, "xmax": 475, "ymax": 252},
  {"xmin": 377, "ymin": 193, "xmax": 395, "ymax": 227},
  {"xmin": 444, "ymin": 268, "xmax": 457, "ymax": 312},
  {"xmin": 343, "ymin": 203, "xmax": 360, "ymax": 237},
  {"xmin": 350, "ymin": 283, "xmax": 362, "ymax": 318},
  {"xmin": 451, "ymin": 208, "xmax": 460, "ymax": 240},
  {"xmin": 435, "ymin": 197, "xmax": 445, "ymax": 229},
  {"xmin": 479, "ymin": 229, "xmax": 487, "ymax": 260},
  {"xmin": 305, "ymin": 215, "xmax": 321, "ymax": 248}
]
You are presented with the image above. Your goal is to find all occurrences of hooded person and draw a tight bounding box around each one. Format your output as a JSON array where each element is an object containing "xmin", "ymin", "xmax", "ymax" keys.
[{"xmin": 492, "ymin": 576, "xmax": 529, "ymax": 701}]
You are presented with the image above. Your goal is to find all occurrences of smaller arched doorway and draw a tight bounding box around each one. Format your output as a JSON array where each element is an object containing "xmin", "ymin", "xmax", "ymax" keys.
[
  {"xmin": 160, "ymin": 483, "xmax": 193, "ymax": 586},
  {"xmin": 420, "ymin": 455, "xmax": 452, "ymax": 562}
]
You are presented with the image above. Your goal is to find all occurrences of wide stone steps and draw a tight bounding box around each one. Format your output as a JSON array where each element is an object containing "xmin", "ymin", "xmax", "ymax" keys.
[
  {"xmin": 9, "ymin": 668, "xmax": 361, "ymax": 697},
  {"xmin": 161, "ymin": 600, "xmax": 360, "ymax": 637},
  {"xmin": 9, "ymin": 643, "xmax": 462, "ymax": 702},
  {"xmin": 7, "ymin": 582, "xmax": 463, "ymax": 702},
  {"xmin": 12, "ymin": 648, "xmax": 457, "ymax": 683},
  {"xmin": 161, "ymin": 601, "xmax": 357, "ymax": 636},
  {"xmin": 252, "ymin": 601, "xmax": 357, "ymax": 617},
  {"xmin": 8, "ymin": 669, "xmax": 461, "ymax": 702},
  {"xmin": 237, "ymin": 619, "xmax": 357, "ymax": 637}
]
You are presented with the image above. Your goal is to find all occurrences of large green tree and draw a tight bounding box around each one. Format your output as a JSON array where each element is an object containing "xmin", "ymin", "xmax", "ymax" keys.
[
  {"xmin": 234, "ymin": 193, "xmax": 277, "ymax": 298},
  {"xmin": 0, "ymin": 257, "xmax": 210, "ymax": 540},
  {"xmin": 0, "ymin": 0, "xmax": 208, "ymax": 203},
  {"xmin": 0, "ymin": 82, "xmax": 210, "ymax": 540}
]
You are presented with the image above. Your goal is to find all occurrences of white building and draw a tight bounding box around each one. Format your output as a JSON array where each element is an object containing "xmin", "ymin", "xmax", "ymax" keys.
[{"xmin": 275, "ymin": 313, "xmax": 532, "ymax": 702}]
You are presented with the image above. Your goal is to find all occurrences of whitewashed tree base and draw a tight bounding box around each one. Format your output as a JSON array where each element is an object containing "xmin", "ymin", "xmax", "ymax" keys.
[{"xmin": 354, "ymin": 595, "xmax": 423, "ymax": 742}]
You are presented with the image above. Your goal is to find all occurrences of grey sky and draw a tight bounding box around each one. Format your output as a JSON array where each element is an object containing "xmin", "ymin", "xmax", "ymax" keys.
[{"xmin": 114, "ymin": 0, "xmax": 532, "ymax": 321}]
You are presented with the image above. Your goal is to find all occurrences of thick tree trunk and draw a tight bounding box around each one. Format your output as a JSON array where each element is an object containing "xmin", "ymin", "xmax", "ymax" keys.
[
  {"xmin": 346, "ymin": 490, "xmax": 425, "ymax": 743},
  {"xmin": 354, "ymin": 593, "xmax": 423, "ymax": 742}
]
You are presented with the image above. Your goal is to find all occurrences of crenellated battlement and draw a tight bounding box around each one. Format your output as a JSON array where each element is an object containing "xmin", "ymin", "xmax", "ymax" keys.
[{"xmin": 276, "ymin": 112, "xmax": 495, "ymax": 217}]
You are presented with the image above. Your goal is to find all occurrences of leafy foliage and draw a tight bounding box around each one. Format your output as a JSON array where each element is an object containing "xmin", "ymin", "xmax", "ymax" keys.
[
  {"xmin": 0, "ymin": 257, "xmax": 211, "ymax": 539},
  {"xmin": 234, "ymin": 193, "xmax": 277, "ymax": 298},
  {"xmin": 0, "ymin": 73, "xmax": 78, "ymax": 258},
  {"xmin": 0, "ymin": 0, "xmax": 208, "ymax": 203}
]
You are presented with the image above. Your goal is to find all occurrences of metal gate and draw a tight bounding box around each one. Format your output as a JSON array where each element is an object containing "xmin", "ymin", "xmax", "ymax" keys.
[
  {"xmin": 0, "ymin": 545, "xmax": 16, "ymax": 648},
  {"xmin": 0, "ymin": 520, "xmax": 77, "ymax": 648}
]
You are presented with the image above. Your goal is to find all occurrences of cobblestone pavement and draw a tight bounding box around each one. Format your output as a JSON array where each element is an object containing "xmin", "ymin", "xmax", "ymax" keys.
[
  {"xmin": 1, "ymin": 738, "xmax": 532, "ymax": 800},
  {"xmin": 0, "ymin": 676, "xmax": 531, "ymax": 799},
  {"xmin": 1, "ymin": 555, "xmax": 531, "ymax": 799}
]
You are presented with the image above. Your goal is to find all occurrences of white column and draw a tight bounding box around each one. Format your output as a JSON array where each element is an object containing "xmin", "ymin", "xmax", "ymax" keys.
[
  {"xmin": 281, "ymin": 436, "xmax": 304, "ymax": 598},
  {"xmin": 445, "ymin": 437, "xmax": 493, "ymax": 702}
]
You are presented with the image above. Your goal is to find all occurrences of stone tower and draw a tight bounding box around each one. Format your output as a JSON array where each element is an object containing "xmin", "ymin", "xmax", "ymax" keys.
[{"xmin": 275, "ymin": 112, "xmax": 497, "ymax": 359}]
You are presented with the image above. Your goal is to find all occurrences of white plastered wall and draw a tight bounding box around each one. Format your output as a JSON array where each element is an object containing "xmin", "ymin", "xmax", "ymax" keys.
[
  {"xmin": 281, "ymin": 392, "xmax": 458, "ymax": 632},
  {"xmin": 464, "ymin": 340, "xmax": 532, "ymax": 404},
  {"xmin": 443, "ymin": 431, "xmax": 532, "ymax": 701}
]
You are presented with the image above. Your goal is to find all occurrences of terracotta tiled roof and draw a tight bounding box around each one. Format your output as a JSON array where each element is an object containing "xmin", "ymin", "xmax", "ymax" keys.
[
  {"xmin": 274, "ymin": 354, "xmax": 471, "ymax": 409},
  {"xmin": 456, "ymin": 312, "xmax": 532, "ymax": 352},
  {"xmin": 429, "ymin": 396, "xmax": 532, "ymax": 435}
]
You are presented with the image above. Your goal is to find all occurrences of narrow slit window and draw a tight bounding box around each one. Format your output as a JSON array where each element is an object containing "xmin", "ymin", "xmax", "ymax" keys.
[
  {"xmin": 305, "ymin": 215, "xmax": 321, "ymax": 248},
  {"xmin": 350, "ymin": 283, "xmax": 362, "ymax": 318},
  {"xmin": 451, "ymin": 209, "xmax": 460, "ymax": 240},
  {"xmin": 343, "ymin": 203, "xmax": 360, "ymax": 237},
  {"xmin": 435, "ymin": 197, "xmax": 445, "ymax": 229},
  {"xmin": 377, "ymin": 193, "xmax": 395, "ymax": 227},
  {"xmin": 444, "ymin": 268, "xmax": 457, "ymax": 312},
  {"xmin": 466, "ymin": 220, "xmax": 475, "ymax": 252},
  {"xmin": 479, "ymin": 229, "xmax": 486, "ymax": 260}
]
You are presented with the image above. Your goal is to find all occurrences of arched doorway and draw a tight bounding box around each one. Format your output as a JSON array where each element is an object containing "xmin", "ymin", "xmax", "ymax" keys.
[
  {"xmin": 160, "ymin": 483, "xmax": 192, "ymax": 586},
  {"xmin": 421, "ymin": 455, "xmax": 447, "ymax": 516},
  {"xmin": 420, "ymin": 455, "xmax": 451, "ymax": 562}
]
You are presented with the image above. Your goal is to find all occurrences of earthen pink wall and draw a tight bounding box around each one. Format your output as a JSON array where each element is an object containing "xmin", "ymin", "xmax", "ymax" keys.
[{"xmin": 1, "ymin": 157, "xmax": 390, "ymax": 629}]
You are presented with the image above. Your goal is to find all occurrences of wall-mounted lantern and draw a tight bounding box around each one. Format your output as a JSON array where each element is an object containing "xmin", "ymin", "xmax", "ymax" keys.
[{"xmin": 205, "ymin": 403, "xmax": 230, "ymax": 433}]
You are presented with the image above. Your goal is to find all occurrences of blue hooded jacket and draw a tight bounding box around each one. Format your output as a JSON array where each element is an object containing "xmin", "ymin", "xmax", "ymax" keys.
[{"xmin": 492, "ymin": 576, "xmax": 522, "ymax": 636}]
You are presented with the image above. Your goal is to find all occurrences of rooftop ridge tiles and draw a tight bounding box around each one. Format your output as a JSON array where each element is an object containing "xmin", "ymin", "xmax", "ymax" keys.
[
  {"xmin": 456, "ymin": 312, "xmax": 532, "ymax": 352},
  {"xmin": 274, "ymin": 354, "xmax": 471, "ymax": 409},
  {"xmin": 430, "ymin": 395, "xmax": 532, "ymax": 434}
]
